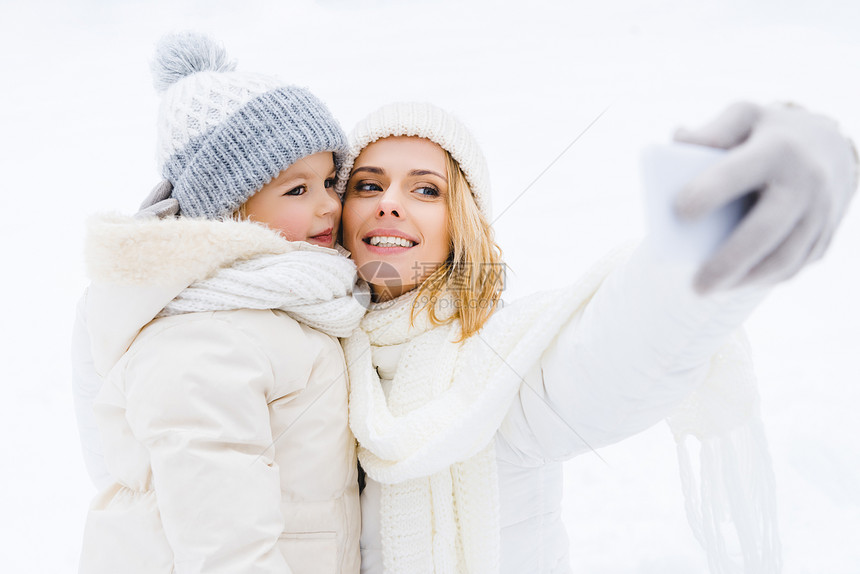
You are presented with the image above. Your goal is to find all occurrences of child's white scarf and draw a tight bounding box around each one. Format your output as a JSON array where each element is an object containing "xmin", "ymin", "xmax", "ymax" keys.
[
  {"xmin": 345, "ymin": 250, "xmax": 779, "ymax": 573},
  {"xmin": 159, "ymin": 246, "xmax": 365, "ymax": 338}
]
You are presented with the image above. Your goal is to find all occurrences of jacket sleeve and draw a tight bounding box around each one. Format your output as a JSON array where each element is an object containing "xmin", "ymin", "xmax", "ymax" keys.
[
  {"xmin": 122, "ymin": 316, "xmax": 291, "ymax": 573},
  {"xmin": 496, "ymin": 241, "xmax": 767, "ymax": 465},
  {"xmin": 71, "ymin": 289, "xmax": 112, "ymax": 490}
]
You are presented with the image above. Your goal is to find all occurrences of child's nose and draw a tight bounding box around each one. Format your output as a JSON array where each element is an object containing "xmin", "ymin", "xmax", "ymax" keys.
[{"xmin": 319, "ymin": 188, "xmax": 341, "ymax": 215}]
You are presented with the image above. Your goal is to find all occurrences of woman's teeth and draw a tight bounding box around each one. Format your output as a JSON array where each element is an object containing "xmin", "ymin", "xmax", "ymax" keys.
[{"xmin": 368, "ymin": 236, "xmax": 415, "ymax": 248}]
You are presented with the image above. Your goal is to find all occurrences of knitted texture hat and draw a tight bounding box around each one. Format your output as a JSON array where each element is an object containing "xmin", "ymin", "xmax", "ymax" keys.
[
  {"xmin": 153, "ymin": 32, "xmax": 347, "ymax": 220},
  {"xmin": 337, "ymin": 102, "xmax": 492, "ymax": 218}
]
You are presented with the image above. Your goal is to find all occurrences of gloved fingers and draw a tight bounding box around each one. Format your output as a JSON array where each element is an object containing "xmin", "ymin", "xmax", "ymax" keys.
[
  {"xmin": 737, "ymin": 205, "xmax": 826, "ymax": 288},
  {"xmin": 138, "ymin": 179, "xmax": 173, "ymax": 211},
  {"xmin": 694, "ymin": 183, "xmax": 808, "ymax": 294},
  {"xmin": 134, "ymin": 197, "xmax": 180, "ymax": 220},
  {"xmin": 675, "ymin": 135, "xmax": 779, "ymax": 221},
  {"xmin": 673, "ymin": 101, "xmax": 763, "ymax": 150}
]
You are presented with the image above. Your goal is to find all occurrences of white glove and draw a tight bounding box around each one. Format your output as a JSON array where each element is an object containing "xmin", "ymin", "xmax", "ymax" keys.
[{"xmin": 673, "ymin": 102, "xmax": 858, "ymax": 293}]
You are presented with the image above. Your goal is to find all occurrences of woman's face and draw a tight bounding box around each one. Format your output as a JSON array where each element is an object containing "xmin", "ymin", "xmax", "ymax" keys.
[
  {"xmin": 342, "ymin": 136, "xmax": 450, "ymax": 301},
  {"xmin": 243, "ymin": 152, "xmax": 341, "ymax": 248}
]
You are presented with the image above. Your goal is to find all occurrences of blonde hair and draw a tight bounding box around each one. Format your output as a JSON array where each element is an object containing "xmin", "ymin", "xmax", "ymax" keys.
[
  {"xmin": 413, "ymin": 152, "xmax": 504, "ymax": 340},
  {"xmin": 233, "ymin": 202, "xmax": 248, "ymax": 220}
]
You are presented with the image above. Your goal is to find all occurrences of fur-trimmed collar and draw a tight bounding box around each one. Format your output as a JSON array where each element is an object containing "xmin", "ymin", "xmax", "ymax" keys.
[
  {"xmin": 86, "ymin": 213, "xmax": 320, "ymax": 287},
  {"xmin": 83, "ymin": 214, "xmax": 341, "ymax": 376}
]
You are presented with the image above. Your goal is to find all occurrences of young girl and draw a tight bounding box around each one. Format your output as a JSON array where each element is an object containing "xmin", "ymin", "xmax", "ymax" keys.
[
  {"xmin": 336, "ymin": 102, "xmax": 857, "ymax": 573},
  {"xmin": 77, "ymin": 33, "xmax": 364, "ymax": 573}
]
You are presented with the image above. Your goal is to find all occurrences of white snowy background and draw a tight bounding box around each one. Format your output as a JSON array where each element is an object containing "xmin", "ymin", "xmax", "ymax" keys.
[{"xmin": 1, "ymin": 0, "xmax": 858, "ymax": 572}]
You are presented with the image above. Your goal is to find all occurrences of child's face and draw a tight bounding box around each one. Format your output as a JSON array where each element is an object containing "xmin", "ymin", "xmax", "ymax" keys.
[{"xmin": 243, "ymin": 152, "xmax": 341, "ymax": 248}]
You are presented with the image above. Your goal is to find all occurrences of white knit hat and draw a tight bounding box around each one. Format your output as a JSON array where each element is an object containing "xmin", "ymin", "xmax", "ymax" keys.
[{"xmin": 337, "ymin": 102, "xmax": 492, "ymax": 218}]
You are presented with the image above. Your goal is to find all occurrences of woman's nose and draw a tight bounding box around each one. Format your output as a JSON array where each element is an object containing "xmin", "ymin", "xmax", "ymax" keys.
[{"xmin": 377, "ymin": 187, "xmax": 401, "ymax": 218}]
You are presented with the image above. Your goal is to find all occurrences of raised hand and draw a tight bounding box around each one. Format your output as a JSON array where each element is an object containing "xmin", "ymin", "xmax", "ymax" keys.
[{"xmin": 674, "ymin": 102, "xmax": 858, "ymax": 293}]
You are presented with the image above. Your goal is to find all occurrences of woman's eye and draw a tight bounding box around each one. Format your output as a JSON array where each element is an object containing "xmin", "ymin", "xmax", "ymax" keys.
[
  {"xmin": 414, "ymin": 186, "xmax": 439, "ymax": 197},
  {"xmin": 324, "ymin": 178, "xmax": 336, "ymax": 189},
  {"xmin": 353, "ymin": 182, "xmax": 382, "ymax": 193},
  {"xmin": 283, "ymin": 185, "xmax": 306, "ymax": 196}
]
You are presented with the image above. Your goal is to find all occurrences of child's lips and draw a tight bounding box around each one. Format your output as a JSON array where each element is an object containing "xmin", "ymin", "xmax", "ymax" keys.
[{"xmin": 308, "ymin": 228, "xmax": 334, "ymax": 247}]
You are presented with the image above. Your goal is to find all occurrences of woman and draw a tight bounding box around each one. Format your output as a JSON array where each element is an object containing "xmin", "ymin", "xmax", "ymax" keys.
[{"xmin": 335, "ymin": 102, "xmax": 857, "ymax": 573}]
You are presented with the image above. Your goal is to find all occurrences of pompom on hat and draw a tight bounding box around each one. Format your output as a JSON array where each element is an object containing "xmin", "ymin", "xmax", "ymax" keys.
[
  {"xmin": 152, "ymin": 32, "xmax": 347, "ymax": 220},
  {"xmin": 337, "ymin": 102, "xmax": 492, "ymax": 218}
]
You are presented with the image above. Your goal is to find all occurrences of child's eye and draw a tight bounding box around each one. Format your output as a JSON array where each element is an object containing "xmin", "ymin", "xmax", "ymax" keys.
[
  {"xmin": 324, "ymin": 178, "xmax": 336, "ymax": 189},
  {"xmin": 283, "ymin": 185, "xmax": 307, "ymax": 196},
  {"xmin": 414, "ymin": 186, "xmax": 439, "ymax": 197}
]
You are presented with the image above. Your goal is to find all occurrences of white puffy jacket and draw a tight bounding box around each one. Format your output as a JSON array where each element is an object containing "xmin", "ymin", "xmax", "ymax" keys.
[
  {"xmin": 76, "ymin": 215, "xmax": 360, "ymax": 574},
  {"xmin": 356, "ymin": 242, "xmax": 766, "ymax": 573}
]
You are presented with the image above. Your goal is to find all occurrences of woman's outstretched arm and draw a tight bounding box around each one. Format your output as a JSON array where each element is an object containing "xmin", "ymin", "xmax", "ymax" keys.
[
  {"xmin": 497, "ymin": 102, "xmax": 857, "ymax": 464},
  {"xmin": 497, "ymin": 241, "xmax": 764, "ymax": 463}
]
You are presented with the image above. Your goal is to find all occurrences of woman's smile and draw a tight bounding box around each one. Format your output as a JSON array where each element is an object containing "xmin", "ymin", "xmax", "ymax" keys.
[{"xmin": 362, "ymin": 228, "xmax": 420, "ymax": 250}]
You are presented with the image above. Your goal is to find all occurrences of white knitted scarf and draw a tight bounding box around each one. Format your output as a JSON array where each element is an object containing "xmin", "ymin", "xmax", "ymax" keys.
[
  {"xmin": 159, "ymin": 247, "xmax": 366, "ymax": 338},
  {"xmin": 345, "ymin": 250, "xmax": 779, "ymax": 574},
  {"xmin": 345, "ymin": 251, "xmax": 629, "ymax": 573}
]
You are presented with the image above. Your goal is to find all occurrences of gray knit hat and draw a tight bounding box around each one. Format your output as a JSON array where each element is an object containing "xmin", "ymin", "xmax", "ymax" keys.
[{"xmin": 152, "ymin": 32, "xmax": 347, "ymax": 220}]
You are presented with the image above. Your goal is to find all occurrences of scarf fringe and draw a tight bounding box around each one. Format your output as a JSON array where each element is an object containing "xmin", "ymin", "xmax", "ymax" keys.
[
  {"xmin": 675, "ymin": 419, "xmax": 782, "ymax": 573},
  {"xmin": 671, "ymin": 334, "xmax": 782, "ymax": 574}
]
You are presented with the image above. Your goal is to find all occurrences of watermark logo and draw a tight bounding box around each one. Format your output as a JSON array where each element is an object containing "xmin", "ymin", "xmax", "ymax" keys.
[
  {"xmin": 354, "ymin": 261, "xmax": 400, "ymax": 309},
  {"xmin": 352, "ymin": 261, "xmax": 507, "ymax": 309},
  {"xmin": 408, "ymin": 262, "xmax": 507, "ymax": 292}
]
